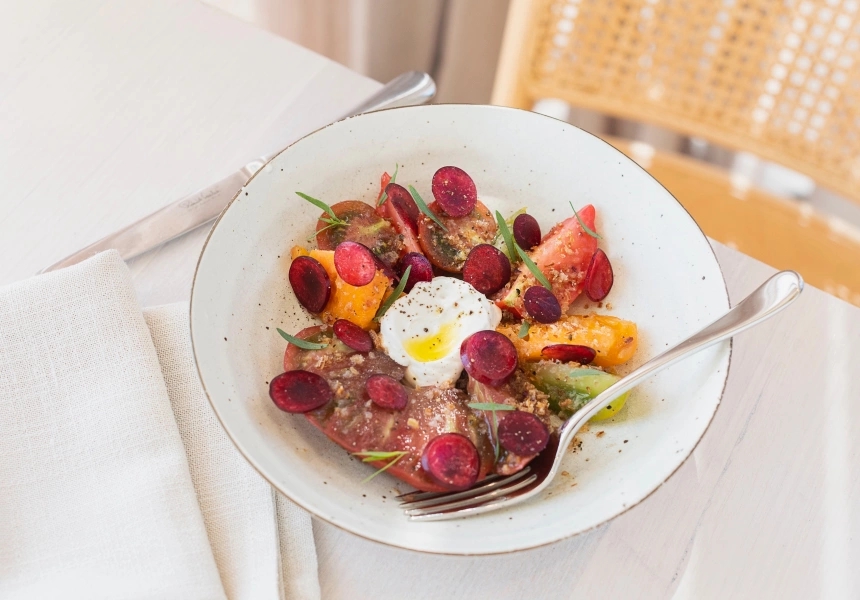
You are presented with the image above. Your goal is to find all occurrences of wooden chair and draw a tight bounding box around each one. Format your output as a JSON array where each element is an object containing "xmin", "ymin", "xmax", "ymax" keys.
[{"xmin": 492, "ymin": 0, "xmax": 860, "ymax": 306}]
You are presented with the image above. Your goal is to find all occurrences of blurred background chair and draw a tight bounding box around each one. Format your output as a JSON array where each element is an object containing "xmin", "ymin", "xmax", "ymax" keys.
[{"xmin": 492, "ymin": 0, "xmax": 860, "ymax": 304}]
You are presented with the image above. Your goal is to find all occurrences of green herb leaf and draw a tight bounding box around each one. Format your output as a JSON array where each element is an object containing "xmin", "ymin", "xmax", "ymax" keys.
[
  {"xmin": 495, "ymin": 211, "xmax": 518, "ymax": 262},
  {"xmin": 570, "ymin": 202, "xmax": 601, "ymax": 239},
  {"xmin": 563, "ymin": 368, "xmax": 606, "ymax": 378},
  {"xmin": 408, "ymin": 185, "xmax": 448, "ymax": 232},
  {"xmin": 376, "ymin": 163, "xmax": 400, "ymax": 207},
  {"xmin": 297, "ymin": 192, "xmax": 345, "ymax": 225},
  {"xmin": 515, "ymin": 244, "xmax": 552, "ymax": 290},
  {"xmin": 518, "ymin": 321, "xmax": 530, "ymax": 338},
  {"xmin": 309, "ymin": 221, "xmax": 340, "ymax": 241},
  {"xmin": 493, "ymin": 208, "xmax": 527, "ymax": 244},
  {"xmin": 352, "ymin": 450, "xmax": 408, "ymax": 483},
  {"xmin": 467, "ymin": 402, "xmax": 516, "ymax": 412},
  {"xmin": 353, "ymin": 450, "xmax": 407, "ymax": 462},
  {"xmin": 277, "ymin": 328, "xmax": 328, "ymax": 350},
  {"xmin": 374, "ymin": 265, "xmax": 410, "ymax": 320}
]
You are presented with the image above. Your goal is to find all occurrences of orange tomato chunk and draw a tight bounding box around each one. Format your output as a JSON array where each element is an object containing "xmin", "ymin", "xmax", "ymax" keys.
[
  {"xmin": 291, "ymin": 246, "xmax": 391, "ymax": 329},
  {"xmin": 497, "ymin": 314, "xmax": 637, "ymax": 367}
]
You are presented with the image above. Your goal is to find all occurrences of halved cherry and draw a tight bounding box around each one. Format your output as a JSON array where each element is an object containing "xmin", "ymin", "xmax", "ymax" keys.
[
  {"xmin": 541, "ymin": 344, "xmax": 596, "ymax": 364},
  {"xmin": 523, "ymin": 286, "xmax": 561, "ymax": 324},
  {"xmin": 462, "ymin": 244, "xmax": 511, "ymax": 296},
  {"xmin": 333, "ymin": 319, "xmax": 373, "ymax": 352},
  {"xmin": 420, "ymin": 433, "xmax": 480, "ymax": 490},
  {"xmin": 269, "ymin": 370, "xmax": 333, "ymax": 413},
  {"xmin": 513, "ymin": 213, "xmax": 541, "ymax": 250},
  {"xmin": 497, "ymin": 411, "xmax": 550, "ymax": 456},
  {"xmin": 384, "ymin": 183, "xmax": 420, "ymax": 232},
  {"xmin": 460, "ymin": 330, "xmax": 518, "ymax": 387},
  {"xmin": 431, "ymin": 166, "xmax": 477, "ymax": 217},
  {"xmin": 398, "ymin": 252, "xmax": 433, "ymax": 292},
  {"xmin": 583, "ymin": 249, "xmax": 614, "ymax": 301},
  {"xmin": 288, "ymin": 256, "xmax": 331, "ymax": 313},
  {"xmin": 365, "ymin": 374, "xmax": 408, "ymax": 410},
  {"xmin": 334, "ymin": 241, "xmax": 377, "ymax": 286}
]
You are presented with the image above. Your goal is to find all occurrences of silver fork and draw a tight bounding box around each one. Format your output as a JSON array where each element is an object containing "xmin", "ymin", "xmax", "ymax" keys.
[{"xmin": 399, "ymin": 270, "xmax": 804, "ymax": 521}]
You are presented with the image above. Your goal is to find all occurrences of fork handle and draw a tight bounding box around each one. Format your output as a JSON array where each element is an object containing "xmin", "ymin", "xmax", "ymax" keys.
[{"xmin": 558, "ymin": 270, "xmax": 804, "ymax": 449}]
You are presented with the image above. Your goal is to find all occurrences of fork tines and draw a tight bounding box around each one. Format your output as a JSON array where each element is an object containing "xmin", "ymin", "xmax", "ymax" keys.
[{"xmin": 398, "ymin": 467, "xmax": 535, "ymax": 518}]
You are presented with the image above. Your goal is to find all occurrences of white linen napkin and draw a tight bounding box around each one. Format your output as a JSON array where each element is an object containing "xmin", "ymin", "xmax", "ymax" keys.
[{"xmin": 0, "ymin": 251, "xmax": 320, "ymax": 600}]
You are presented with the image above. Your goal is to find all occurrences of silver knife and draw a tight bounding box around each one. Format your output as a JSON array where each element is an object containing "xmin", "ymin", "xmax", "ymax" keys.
[{"xmin": 40, "ymin": 71, "xmax": 436, "ymax": 273}]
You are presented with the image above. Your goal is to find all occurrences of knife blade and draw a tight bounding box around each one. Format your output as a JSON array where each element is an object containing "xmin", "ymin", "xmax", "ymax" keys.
[{"xmin": 40, "ymin": 71, "xmax": 436, "ymax": 273}]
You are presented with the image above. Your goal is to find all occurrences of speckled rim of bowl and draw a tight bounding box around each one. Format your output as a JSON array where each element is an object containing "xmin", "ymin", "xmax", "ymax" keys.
[{"xmin": 188, "ymin": 103, "xmax": 733, "ymax": 555}]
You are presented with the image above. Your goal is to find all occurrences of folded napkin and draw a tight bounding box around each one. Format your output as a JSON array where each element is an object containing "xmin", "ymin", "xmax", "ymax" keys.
[{"xmin": 0, "ymin": 251, "xmax": 319, "ymax": 600}]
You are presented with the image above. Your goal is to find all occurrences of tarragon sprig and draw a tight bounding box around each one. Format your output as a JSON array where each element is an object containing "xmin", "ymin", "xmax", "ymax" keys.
[
  {"xmin": 352, "ymin": 450, "xmax": 408, "ymax": 483},
  {"xmin": 374, "ymin": 265, "xmax": 410, "ymax": 321},
  {"xmin": 277, "ymin": 328, "xmax": 327, "ymax": 350},
  {"xmin": 514, "ymin": 244, "xmax": 552, "ymax": 290},
  {"xmin": 297, "ymin": 192, "xmax": 347, "ymax": 238},
  {"xmin": 494, "ymin": 210, "xmax": 518, "ymax": 262},
  {"xmin": 493, "ymin": 207, "xmax": 527, "ymax": 245},
  {"xmin": 468, "ymin": 402, "xmax": 515, "ymax": 462},
  {"xmin": 496, "ymin": 210, "xmax": 552, "ymax": 291},
  {"xmin": 408, "ymin": 185, "xmax": 448, "ymax": 232}
]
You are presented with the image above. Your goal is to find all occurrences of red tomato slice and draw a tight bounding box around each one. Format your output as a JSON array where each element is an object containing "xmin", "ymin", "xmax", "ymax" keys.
[
  {"xmin": 497, "ymin": 204, "xmax": 599, "ymax": 316},
  {"xmin": 375, "ymin": 171, "xmax": 392, "ymax": 206},
  {"xmin": 381, "ymin": 195, "xmax": 422, "ymax": 255},
  {"xmin": 281, "ymin": 325, "xmax": 495, "ymax": 492}
]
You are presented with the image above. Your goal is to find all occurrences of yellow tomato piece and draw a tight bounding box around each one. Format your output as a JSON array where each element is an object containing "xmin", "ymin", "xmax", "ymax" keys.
[
  {"xmin": 289, "ymin": 246, "xmax": 390, "ymax": 329},
  {"xmin": 290, "ymin": 245, "xmax": 308, "ymax": 261},
  {"xmin": 497, "ymin": 314, "xmax": 638, "ymax": 367}
]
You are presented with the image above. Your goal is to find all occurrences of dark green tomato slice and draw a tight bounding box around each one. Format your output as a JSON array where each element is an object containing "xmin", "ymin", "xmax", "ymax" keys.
[
  {"xmin": 417, "ymin": 200, "xmax": 497, "ymax": 273},
  {"xmin": 316, "ymin": 200, "xmax": 403, "ymax": 267}
]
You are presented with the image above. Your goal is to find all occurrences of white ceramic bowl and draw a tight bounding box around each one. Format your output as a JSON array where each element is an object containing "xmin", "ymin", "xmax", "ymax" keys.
[{"xmin": 190, "ymin": 105, "xmax": 730, "ymax": 555}]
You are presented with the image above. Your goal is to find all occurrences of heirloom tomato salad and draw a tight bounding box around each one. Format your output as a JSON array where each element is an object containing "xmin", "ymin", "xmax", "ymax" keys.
[{"xmin": 269, "ymin": 166, "xmax": 639, "ymax": 493}]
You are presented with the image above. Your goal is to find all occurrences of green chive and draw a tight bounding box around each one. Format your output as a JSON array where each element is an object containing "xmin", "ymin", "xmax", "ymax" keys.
[
  {"xmin": 408, "ymin": 185, "xmax": 448, "ymax": 232},
  {"xmin": 518, "ymin": 321, "xmax": 530, "ymax": 338},
  {"xmin": 515, "ymin": 244, "xmax": 552, "ymax": 290},
  {"xmin": 277, "ymin": 328, "xmax": 328, "ymax": 350},
  {"xmin": 467, "ymin": 402, "xmax": 516, "ymax": 411},
  {"xmin": 374, "ymin": 265, "xmax": 410, "ymax": 320},
  {"xmin": 570, "ymin": 202, "xmax": 601, "ymax": 239},
  {"xmin": 495, "ymin": 211, "xmax": 518, "ymax": 262}
]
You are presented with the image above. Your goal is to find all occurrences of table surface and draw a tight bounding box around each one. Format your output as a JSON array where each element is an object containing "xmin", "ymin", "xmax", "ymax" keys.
[{"xmin": 3, "ymin": 1, "xmax": 860, "ymax": 598}]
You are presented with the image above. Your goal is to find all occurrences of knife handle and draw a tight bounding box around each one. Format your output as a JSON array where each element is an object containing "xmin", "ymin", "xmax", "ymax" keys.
[{"xmin": 39, "ymin": 72, "xmax": 436, "ymax": 273}]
